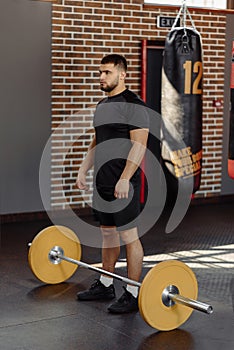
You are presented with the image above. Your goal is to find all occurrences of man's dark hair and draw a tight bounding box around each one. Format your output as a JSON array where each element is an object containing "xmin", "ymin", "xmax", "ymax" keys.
[{"xmin": 101, "ymin": 54, "xmax": 127, "ymax": 72}]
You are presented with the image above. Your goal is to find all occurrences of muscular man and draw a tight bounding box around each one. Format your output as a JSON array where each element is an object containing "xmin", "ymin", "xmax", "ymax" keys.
[{"xmin": 76, "ymin": 54, "xmax": 149, "ymax": 313}]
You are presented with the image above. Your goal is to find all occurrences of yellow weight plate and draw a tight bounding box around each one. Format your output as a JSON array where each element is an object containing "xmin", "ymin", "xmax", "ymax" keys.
[
  {"xmin": 28, "ymin": 225, "xmax": 82, "ymax": 284},
  {"xmin": 139, "ymin": 260, "xmax": 198, "ymax": 331}
]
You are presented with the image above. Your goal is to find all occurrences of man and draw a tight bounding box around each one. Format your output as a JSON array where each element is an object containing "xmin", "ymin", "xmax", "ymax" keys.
[{"xmin": 76, "ymin": 54, "xmax": 149, "ymax": 313}]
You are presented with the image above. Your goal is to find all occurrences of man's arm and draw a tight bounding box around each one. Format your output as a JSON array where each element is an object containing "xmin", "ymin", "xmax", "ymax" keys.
[
  {"xmin": 76, "ymin": 136, "xmax": 96, "ymax": 190},
  {"xmin": 114, "ymin": 128, "xmax": 149, "ymax": 199}
]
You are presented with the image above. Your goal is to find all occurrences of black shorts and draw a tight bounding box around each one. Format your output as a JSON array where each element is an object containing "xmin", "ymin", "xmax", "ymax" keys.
[{"xmin": 93, "ymin": 184, "xmax": 141, "ymax": 230}]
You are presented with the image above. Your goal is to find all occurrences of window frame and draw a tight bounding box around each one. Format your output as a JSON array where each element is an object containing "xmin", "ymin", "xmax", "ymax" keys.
[
  {"xmin": 144, "ymin": 0, "xmax": 230, "ymax": 10},
  {"xmin": 227, "ymin": 0, "xmax": 234, "ymax": 9}
]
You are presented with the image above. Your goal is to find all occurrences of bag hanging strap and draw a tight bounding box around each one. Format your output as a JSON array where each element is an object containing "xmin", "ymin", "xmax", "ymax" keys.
[
  {"xmin": 171, "ymin": 0, "xmax": 197, "ymax": 31},
  {"xmin": 170, "ymin": 0, "xmax": 200, "ymax": 53}
]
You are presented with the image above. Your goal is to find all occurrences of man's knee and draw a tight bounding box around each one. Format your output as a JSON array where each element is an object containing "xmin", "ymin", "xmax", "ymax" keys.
[
  {"xmin": 101, "ymin": 226, "xmax": 118, "ymax": 237},
  {"xmin": 119, "ymin": 227, "xmax": 138, "ymax": 244}
]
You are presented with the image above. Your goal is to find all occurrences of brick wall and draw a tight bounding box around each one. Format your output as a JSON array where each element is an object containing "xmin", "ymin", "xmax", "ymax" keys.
[{"xmin": 51, "ymin": 0, "xmax": 227, "ymax": 209}]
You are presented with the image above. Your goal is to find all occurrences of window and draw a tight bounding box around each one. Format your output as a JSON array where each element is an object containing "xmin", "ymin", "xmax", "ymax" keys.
[{"xmin": 144, "ymin": 0, "xmax": 227, "ymax": 9}]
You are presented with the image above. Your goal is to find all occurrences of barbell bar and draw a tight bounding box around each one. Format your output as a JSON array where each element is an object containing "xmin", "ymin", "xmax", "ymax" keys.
[
  {"xmin": 49, "ymin": 246, "xmax": 212, "ymax": 315},
  {"xmin": 49, "ymin": 246, "xmax": 141, "ymax": 287},
  {"xmin": 28, "ymin": 225, "xmax": 213, "ymax": 331}
]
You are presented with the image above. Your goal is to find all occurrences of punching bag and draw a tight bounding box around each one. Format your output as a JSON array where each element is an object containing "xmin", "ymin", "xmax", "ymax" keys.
[
  {"xmin": 228, "ymin": 39, "xmax": 234, "ymax": 179},
  {"xmin": 161, "ymin": 25, "xmax": 203, "ymax": 194}
]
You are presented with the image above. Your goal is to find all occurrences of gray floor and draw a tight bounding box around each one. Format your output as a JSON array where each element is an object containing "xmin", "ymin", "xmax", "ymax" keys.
[{"xmin": 0, "ymin": 201, "xmax": 234, "ymax": 350}]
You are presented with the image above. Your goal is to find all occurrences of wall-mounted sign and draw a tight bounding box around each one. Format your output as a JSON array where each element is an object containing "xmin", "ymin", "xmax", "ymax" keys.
[{"xmin": 156, "ymin": 16, "xmax": 180, "ymax": 28}]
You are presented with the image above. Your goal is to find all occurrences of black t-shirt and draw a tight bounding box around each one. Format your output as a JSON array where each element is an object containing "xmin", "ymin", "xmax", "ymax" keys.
[{"xmin": 93, "ymin": 89, "xmax": 149, "ymax": 188}]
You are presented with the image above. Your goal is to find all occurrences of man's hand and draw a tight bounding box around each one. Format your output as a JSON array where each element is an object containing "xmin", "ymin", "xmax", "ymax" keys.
[
  {"xmin": 114, "ymin": 179, "xmax": 130, "ymax": 199},
  {"xmin": 76, "ymin": 171, "xmax": 89, "ymax": 191}
]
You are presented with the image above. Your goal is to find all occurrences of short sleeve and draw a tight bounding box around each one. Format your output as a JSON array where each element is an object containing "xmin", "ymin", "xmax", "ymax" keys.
[{"xmin": 126, "ymin": 102, "xmax": 150, "ymax": 131}]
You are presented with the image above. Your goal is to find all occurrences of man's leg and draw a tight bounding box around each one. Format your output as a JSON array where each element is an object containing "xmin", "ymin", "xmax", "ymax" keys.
[
  {"xmin": 107, "ymin": 227, "xmax": 143, "ymax": 313},
  {"xmin": 119, "ymin": 227, "xmax": 143, "ymax": 282},
  {"xmin": 76, "ymin": 226, "xmax": 119, "ymax": 301},
  {"xmin": 101, "ymin": 225, "xmax": 120, "ymax": 273}
]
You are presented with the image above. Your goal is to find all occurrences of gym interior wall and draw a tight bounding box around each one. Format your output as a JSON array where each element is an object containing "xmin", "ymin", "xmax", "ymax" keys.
[{"xmin": 0, "ymin": 0, "xmax": 52, "ymax": 215}]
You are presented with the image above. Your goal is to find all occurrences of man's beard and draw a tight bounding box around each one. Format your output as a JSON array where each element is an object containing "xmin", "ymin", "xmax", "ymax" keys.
[{"xmin": 100, "ymin": 78, "xmax": 119, "ymax": 93}]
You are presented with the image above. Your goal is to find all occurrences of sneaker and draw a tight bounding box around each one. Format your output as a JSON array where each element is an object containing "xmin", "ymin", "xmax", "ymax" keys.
[
  {"xmin": 77, "ymin": 279, "xmax": 115, "ymax": 301},
  {"xmin": 108, "ymin": 287, "xmax": 139, "ymax": 314}
]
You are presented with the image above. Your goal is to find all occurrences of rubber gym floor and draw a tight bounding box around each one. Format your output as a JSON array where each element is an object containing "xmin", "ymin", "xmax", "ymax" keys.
[{"xmin": 0, "ymin": 200, "xmax": 233, "ymax": 350}]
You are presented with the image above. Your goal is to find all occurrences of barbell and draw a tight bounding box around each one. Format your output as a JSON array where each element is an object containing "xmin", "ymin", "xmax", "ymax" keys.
[{"xmin": 28, "ymin": 225, "xmax": 213, "ymax": 331}]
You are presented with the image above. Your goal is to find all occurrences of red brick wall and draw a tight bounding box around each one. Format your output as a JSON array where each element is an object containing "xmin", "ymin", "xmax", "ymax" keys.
[{"xmin": 51, "ymin": 0, "xmax": 227, "ymax": 209}]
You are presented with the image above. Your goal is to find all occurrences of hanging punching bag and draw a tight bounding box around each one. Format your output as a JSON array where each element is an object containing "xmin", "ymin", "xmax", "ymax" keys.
[
  {"xmin": 161, "ymin": 24, "xmax": 203, "ymax": 194},
  {"xmin": 228, "ymin": 39, "xmax": 234, "ymax": 179}
]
